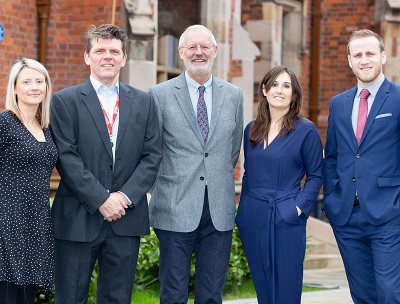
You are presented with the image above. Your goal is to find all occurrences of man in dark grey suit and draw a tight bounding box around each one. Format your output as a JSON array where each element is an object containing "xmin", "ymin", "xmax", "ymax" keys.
[
  {"xmin": 149, "ymin": 25, "xmax": 244, "ymax": 304},
  {"xmin": 50, "ymin": 24, "xmax": 161, "ymax": 304}
]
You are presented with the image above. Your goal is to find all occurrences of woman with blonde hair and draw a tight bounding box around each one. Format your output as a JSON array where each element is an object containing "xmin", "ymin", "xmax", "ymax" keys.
[{"xmin": 0, "ymin": 58, "xmax": 58, "ymax": 304}]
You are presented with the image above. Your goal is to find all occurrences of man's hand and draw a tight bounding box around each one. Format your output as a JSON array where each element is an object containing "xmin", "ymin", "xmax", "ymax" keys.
[{"xmin": 99, "ymin": 192, "xmax": 129, "ymax": 222}]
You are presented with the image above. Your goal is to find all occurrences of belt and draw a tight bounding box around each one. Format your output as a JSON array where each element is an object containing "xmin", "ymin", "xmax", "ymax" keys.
[
  {"xmin": 247, "ymin": 188, "xmax": 299, "ymax": 304},
  {"xmin": 354, "ymin": 196, "xmax": 360, "ymax": 207}
]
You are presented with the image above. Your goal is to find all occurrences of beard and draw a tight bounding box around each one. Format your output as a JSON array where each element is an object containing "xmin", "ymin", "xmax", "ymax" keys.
[
  {"xmin": 183, "ymin": 57, "xmax": 213, "ymax": 75},
  {"xmin": 353, "ymin": 66, "xmax": 382, "ymax": 84}
]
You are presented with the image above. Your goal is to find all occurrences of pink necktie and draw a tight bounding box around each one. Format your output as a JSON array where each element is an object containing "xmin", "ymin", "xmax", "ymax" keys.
[{"xmin": 356, "ymin": 89, "xmax": 370, "ymax": 145}]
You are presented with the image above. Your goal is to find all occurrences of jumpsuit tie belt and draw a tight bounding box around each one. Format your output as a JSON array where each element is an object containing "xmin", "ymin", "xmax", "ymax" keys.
[{"xmin": 247, "ymin": 188, "xmax": 299, "ymax": 304}]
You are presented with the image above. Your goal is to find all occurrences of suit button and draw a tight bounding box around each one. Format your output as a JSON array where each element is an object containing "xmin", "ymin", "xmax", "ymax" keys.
[
  {"xmin": 109, "ymin": 165, "xmax": 113, "ymax": 170},
  {"xmin": 200, "ymin": 176, "xmax": 204, "ymax": 180},
  {"xmin": 356, "ymin": 154, "xmax": 360, "ymax": 158},
  {"xmin": 205, "ymin": 153, "xmax": 209, "ymax": 157},
  {"xmin": 352, "ymin": 177, "xmax": 356, "ymax": 182}
]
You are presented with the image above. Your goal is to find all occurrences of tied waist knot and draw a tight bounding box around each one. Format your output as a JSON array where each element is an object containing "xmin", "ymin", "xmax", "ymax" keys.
[
  {"xmin": 247, "ymin": 188, "xmax": 299, "ymax": 206},
  {"xmin": 247, "ymin": 187, "xmax": 299, "ymax": 304}
]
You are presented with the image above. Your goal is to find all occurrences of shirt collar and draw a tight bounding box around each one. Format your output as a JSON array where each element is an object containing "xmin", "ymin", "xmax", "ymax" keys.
[
  {"xmin": 357, "ymin": 74, "xmax": 385, "ymax": 98},
  {"xmin": 90, "ymin": 76, "xmax": 120, "ymax": 95},
  {"xmin": 184, "ymin": 71, "xmax": 213, "ymax": 93}
]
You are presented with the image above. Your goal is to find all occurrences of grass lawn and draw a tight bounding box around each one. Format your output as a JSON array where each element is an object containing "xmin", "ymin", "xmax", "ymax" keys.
[{"xmin": 131, "ymin": 279, "xmax": 321, "ymax": 303}]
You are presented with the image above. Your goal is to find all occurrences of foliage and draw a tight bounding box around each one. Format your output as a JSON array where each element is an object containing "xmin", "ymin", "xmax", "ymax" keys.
[
  {"xmin": 88, "ymin": 265, "xmax": 98, "ymax": 304},
  {"xmin": 135, "ymin": 228, "xmax": 161, "ymax": 287},
  {"xmin": 134, "ymin": 223, "xmax": 251, "ymax": 294},
  {"xmin": 35, "ymin": 290, "xmax": 54, "ymax": 303},
  {"xmin": 35, "ymin": 217, "xmax": 251, "ymax": 302},
  {"xmin": 37, "ymin": 201, "xmax": 312, "ymax": 302},
  {"xmin": 224, "ymin": 226, "xmax": 251, "ymax": 292}
]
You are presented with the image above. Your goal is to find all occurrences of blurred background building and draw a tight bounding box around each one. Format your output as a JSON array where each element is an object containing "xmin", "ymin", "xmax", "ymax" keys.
[
  {"xmin": 3, "ymin": 0, "xmax": 398, "ymax": 272},
  {"xmin": 1, "ymin": 0, "xmax": 399, "ymax": 192}
]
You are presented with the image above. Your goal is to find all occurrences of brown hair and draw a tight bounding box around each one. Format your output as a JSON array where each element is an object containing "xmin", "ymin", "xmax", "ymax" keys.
[
  {"xmin": 85, "ymin": 24, "xmax": 128, "ymax": 55},
  {"xmin": 347, "ymin": 29, "xmax": 384, "ymax": 55},
  {"xmin": 250, "ymin": 65, "xmax": 303, "ymax": 146}
]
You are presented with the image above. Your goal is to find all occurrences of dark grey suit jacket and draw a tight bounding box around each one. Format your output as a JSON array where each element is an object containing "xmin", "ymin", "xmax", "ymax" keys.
[{"xmin": 50, "ymin": 78, "xmax": 162, "ymax": 242}]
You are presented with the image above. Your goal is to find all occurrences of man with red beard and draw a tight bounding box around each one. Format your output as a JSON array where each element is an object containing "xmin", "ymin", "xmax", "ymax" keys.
[
  {"xmin": 149, "ymin": 25, "xmax": 243, "ymax": 304},
  {"xmin": 323, "ymin": 29, "xmax": 400, "ymax": 303}
]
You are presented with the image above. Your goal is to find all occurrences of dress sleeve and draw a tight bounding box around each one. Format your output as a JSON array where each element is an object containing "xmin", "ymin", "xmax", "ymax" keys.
[
  {"xmin": 0, "ymin": 113, "xmax": 10, "ymax": 150},
  {"xmin": 294, "ymin": 123, "xmax": 323, "ymax": 217},
  {"xmin": 239, "ymin": 122, "xmax": 252, "ymax": 202}
]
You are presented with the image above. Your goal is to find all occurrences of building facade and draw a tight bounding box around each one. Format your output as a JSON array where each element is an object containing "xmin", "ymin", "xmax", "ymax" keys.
[{"xmin": 1, "ymin": 0, "xmax": 400, "ymax": 188}]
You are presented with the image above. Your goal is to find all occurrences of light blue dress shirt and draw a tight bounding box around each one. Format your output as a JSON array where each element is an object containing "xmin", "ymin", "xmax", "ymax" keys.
[
  {"xmin": 89, "ymin": 77, "xmax": 133, "ymax": 207},
  {"xmin": 185, "ymin": 71, "xmax": 213, "ymax": 126},
  {"xmin": 351, "ymin": 74, "xmax": 385, "ymax": 135}
]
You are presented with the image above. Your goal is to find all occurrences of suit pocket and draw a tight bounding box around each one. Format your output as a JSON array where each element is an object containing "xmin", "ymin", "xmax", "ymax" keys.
[
  {"xmin": 275, "ymin": 198, "xmax": 300, "ymax": 227},
  {"xmin": 151, "ymin": 173, "xmax": 178, "ymax": 210},
  {"xmin": 128, "ymin": 121, "xmax": 147, "ymax": 134},
  {"xmin": 375, "ymin": 113, "xmax": 392, "ymax": 119},
  {"xmin": 217, "ymin": 106, "xmax": 237, "ymax": 130},
  {"xmin": 377, "ymin": 176, "xmax": 400, "ymax": 187},
  {"xmin": 373, "ymin": 116, "xmax": 393, "ymax": 129},
  {"xmin": 220, "ymin": 106, "xmax": 236, "ymax": 120},
  {"xmin": 209, "ymin": 172, "xmax": 236, "ymax": 217}
]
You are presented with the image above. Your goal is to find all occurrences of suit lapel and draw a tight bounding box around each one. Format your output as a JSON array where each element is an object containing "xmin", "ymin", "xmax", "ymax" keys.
[
  {"xmin": 343, "ymin": 87, "xmax": 357, "ymax": 148},
  {"xmin": 359, "ymin": 79, "xmax": 389, "ymax": 145},
  {"xmin": 174, "ymin": 74, "xmax": 205, "ymax": 146},
  {"xmin": 208, "ymin": 77, "xmax": 224, "ymax": 142},
  {"xmin": 81, "ymin": 79, "xmax": 113, "ymax": 159},
  {"xmin": 116, "ymin": 83, "xmax": 132, "ymax": 150}
]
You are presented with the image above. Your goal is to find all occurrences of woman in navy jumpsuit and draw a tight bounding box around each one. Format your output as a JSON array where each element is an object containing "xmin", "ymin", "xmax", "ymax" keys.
[{"xmin": 236, "ymin": 66, "xmax": 323, "ymax": 304}]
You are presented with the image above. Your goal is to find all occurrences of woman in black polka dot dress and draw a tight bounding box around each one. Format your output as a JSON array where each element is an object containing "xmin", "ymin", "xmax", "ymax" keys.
[{"xmin": 0, "ymin": 58, "xmax": 58, "ymax": 304}]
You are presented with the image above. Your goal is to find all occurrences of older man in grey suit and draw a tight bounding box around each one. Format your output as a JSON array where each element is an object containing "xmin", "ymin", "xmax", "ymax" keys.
[{"xmin": 149, "ymin": 25, "xmax": 244, "ymax": 304}]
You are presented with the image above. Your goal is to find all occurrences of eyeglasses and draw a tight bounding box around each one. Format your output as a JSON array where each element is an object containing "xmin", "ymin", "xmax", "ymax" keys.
[{"xmin": 180, "ymin": 44, "xmax": 216, "ymax": 53}]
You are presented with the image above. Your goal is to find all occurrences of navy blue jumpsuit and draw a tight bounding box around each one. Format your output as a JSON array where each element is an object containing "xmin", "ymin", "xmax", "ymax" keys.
[{"xmin": 236, "ymin": 118, "xmax": 323, "ymax": 304}]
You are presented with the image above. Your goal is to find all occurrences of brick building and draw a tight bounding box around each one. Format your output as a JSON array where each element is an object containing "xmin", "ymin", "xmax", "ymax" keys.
[{"xmin": 0, "ymin": 0, "xmax": 399, "ymax": 187}]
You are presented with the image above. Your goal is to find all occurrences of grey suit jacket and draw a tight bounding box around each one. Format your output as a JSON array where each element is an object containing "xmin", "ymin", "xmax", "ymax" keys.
[
  {"xmin": 50, "ymin": 79, "xmax": 162, "ymax": 242},
  {"xmin": 149, "ymin": 73, "xmax": 244, "ymax": 232}
]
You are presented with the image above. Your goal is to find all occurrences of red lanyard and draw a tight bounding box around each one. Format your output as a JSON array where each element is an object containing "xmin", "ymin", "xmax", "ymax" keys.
[{"xmin": 98, "ymin": 96, "xmax": 120, "ymax": 137}]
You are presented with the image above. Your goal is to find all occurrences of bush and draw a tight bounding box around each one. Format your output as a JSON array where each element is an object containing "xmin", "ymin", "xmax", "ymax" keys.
[
  {"xmin": 225, "ymin": 226, "xmax": 251, "ymax": 292},
  {"xmin": 36, "ymin": 212, "xmax": 251, "ymax": 302},
  {"xmin": 135, "ymin": 228, "xmax": 161, "ymax": 288},
  {"xmin": 135, "ymin": 224, "xmax": 251, "ymax": 294}
]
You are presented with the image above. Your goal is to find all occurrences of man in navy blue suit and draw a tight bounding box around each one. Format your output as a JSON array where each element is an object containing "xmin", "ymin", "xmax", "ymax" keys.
[{"xmin": 323, "ymin": 29, "xmax": 400, "ymax": 303}]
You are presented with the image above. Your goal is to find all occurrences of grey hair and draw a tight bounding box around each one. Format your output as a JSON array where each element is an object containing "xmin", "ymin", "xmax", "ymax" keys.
[{"xmin": 178, "ymin": 24, "xmax": 217, "ymax": 47}]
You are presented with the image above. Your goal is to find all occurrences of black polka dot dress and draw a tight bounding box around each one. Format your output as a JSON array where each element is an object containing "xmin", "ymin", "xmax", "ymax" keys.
[{"xmin": 0, "ymin": 111, "xmax": 58, "ymax": 290}]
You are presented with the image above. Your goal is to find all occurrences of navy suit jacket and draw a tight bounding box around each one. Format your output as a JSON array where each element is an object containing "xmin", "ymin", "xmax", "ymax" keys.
[
  {"xmin": 323, "ymin": 78, "xmax": 400, "ymax": 226},
  {"xmin": 50, "ymin": 79, "xmax": 162, "ymax": 242}
]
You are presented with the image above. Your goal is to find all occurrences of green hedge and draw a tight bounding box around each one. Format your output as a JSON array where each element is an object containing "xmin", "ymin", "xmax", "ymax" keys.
[
  {"xmin": 36, "ymin": 223, "xmax": 251, "ymax": 302},
  {"xmin": 135, "ymin": 225, "xmax": 251, "ymax": 293}
]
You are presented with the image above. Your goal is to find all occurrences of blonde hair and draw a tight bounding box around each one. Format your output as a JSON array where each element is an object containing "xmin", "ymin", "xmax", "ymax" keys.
[
  {"xmin": 347, "ymin": 29, "xmax": 385, "ymax": 55},
  {"xmin": 6, "ymin": 58, "xmax": 52, "ymax": 128}
]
